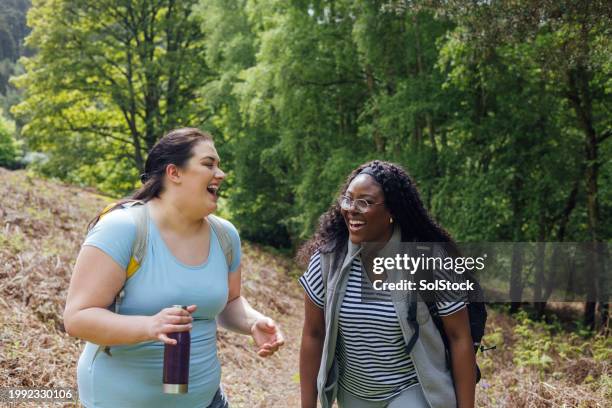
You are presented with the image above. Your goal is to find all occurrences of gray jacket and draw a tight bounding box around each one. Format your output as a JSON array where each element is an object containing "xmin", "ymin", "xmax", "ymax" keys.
[{"xmin": 316, "ymin": 226, "xmax": 457, "ymax": 408}]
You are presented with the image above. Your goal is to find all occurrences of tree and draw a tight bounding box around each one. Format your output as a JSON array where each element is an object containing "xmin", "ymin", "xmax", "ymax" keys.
[
  {"xmin": 12, "ymin": 0, "xmax": 214, "ymax": 193},
  {"xmin": 0, "ymin": 0, "xmax": 31, "ymax": 94},
  {"xmin": 194, "ymin": 0, "xmax": 294, "ymax": 246},
  {"xmin": 198, "ymin": 0, "xmax": 374, "ymax": 244},
  {"xmin": 195, "ymin": 0, "xmax": 610, "ymax": 254},
  {"xmin": 438, "ymin": 0, "xmax": 611, "ymax": 324},
  {"xmin": 0, "ymin": 110, "xmax": 22, "ymax": 168}
]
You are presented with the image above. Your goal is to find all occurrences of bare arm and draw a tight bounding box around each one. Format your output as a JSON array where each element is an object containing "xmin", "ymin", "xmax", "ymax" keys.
[
  {"xmin": 300, "ymin": 294, "xmax": 325, "ymax": 408},
  {"xmin": 441, "ymin": 307, "xmax": 476, "ymax": 408},
  {"xmin": 63, "ymin": 246, "xmax": 193, "ymax": 346},
  {"xmin": 216, "ymin": 265, "xmax": 263, "ymax": 334},
  {"xmin": 216, "ymin": 264, "xmax": 284, "ymax": 357}
]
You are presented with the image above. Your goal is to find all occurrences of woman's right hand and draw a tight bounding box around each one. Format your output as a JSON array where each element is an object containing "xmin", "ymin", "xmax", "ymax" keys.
[{"xmin": 147, "ymin": 304, "xmax": 197, "ymax": 344}]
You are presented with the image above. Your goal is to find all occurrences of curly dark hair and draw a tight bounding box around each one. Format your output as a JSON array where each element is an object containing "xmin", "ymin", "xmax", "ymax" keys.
[{"xmin": 296, "ymin": 160, "xmax": 458, "ymax": 265}]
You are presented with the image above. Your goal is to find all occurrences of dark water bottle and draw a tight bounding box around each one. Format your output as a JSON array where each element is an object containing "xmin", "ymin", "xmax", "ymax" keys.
[{"xmin": 163, "ymin": 305, "xmax": 191, "ymax": 394}]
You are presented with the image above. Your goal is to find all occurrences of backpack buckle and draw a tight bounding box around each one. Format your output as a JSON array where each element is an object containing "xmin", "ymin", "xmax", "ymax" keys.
[{"xmin": 478, "ymin": 343, "xmax": 497, "ymax": 352}]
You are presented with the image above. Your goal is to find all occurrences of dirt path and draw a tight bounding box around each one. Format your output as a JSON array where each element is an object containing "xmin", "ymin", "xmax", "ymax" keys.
[{"xmin": 217, "ymin": 245, "xmax": 305, "ymax": 407}]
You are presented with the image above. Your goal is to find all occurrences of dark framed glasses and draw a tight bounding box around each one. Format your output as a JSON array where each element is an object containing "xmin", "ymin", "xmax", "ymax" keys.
[{"xmin": 338, "ymin": 195, "xmax": 384, "ymax": 213}]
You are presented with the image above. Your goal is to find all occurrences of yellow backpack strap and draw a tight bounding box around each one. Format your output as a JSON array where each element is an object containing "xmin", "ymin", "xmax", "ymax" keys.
[
  {"xmin": 100, "ymin": 202, "xmax": 118, "ymax": 218},
  {"xmin": 111, "ymin": 202, "xmax": 148, "ymax": 309},
  {"xmin": 125, "ymin": 202, "xmax": 149, "ymax": 278},
  {"xmin": 102, "ymin": 201, "xmax": 148, "ymax": 357}
]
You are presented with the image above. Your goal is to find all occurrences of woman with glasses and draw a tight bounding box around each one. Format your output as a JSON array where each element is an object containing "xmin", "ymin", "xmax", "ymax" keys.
[{"xmin": 297, "ymin": 160, "xmax": 476, "ymax": 408}]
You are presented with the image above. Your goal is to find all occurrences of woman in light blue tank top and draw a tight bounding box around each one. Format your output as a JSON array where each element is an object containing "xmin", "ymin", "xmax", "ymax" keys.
[{"xmin": 64, "ymin": 128, "xmax": 285, "ymax": 408}]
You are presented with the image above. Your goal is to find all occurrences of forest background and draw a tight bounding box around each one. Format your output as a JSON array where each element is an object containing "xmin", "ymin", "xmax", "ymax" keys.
[{"xmin": 0, "ymin": 1, "xmax": 610, "ymax": 405}]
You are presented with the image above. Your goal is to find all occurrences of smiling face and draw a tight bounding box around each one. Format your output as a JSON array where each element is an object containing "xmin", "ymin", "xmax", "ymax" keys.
[
  {"xmin": 341, "ymin": 174, "xmax": 393, "ymax": 244},
  {"xmin": 177, "ymin": 140, "xmax": 225, "ymax": 214}
]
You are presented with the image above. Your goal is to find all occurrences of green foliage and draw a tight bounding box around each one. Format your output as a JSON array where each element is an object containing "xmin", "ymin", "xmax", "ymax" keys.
[
  {"xmin": 0, "ymin": 0, "xmax": 30, "ymax": 93},
  {"xmin": 513, "ymin": 311, "xmax": 555, "ymax": 374},
  {"xmin": 194, "ymin": 0, "xmax": 293, "ymax": 245},
  {"xmin": 0, "ymin": 227, "xmax": 26, "ymax": 252},
  {"xmin": 0, "ymin": 110, "xmax": 22, "ymax": 168},
  {"xmin": 12, "ymin": 0, "xmax": 214, "ymax": 194},
  {"xmin": 9, "ymin": 0, "xmax": 611, "ymax": 252},
  {"xmin": 512, "ymin": 310, "xmax": 612, "ymax": 376},
  {"xmin": 196, "ymin": 0, "xmax": 610, "ymax": 249}
]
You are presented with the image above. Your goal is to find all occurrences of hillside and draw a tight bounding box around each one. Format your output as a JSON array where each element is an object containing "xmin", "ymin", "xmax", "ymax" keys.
[
  {"xmin": 0, "ymin": 168, "xmax": 609, "ymax": 407},
  {"xmin": 0, "ymin": 168, "xmax": 304, "ymax": 407}
]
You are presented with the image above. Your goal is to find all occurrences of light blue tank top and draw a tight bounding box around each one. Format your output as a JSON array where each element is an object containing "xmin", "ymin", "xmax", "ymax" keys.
[{"xmin": 76, "ymin": 207, "xmax": 241, "ymax": 408}]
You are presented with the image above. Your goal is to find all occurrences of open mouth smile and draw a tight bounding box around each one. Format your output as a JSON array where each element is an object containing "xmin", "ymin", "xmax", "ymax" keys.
[
  {"xmin": 206, "ymin": 184, "xmax": 219, "ymax": 200},
  {"xmin": 348, "ymin": 219, "xmax": 366, "ymax": 232}
]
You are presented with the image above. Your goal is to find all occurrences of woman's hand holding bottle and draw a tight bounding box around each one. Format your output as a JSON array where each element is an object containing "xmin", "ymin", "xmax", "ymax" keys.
[{"xmin": 147, "ymin": 305, "xmax": 197, "ymax": 345}]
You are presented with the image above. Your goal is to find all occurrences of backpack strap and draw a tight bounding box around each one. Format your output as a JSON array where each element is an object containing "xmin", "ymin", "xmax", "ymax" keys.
[
  {"xmin": 98, "ymin": 200, "xmax": 148, "ymax": 357},
  {"xmin": 207, "ymin": 214, "xmax": 234, "ymax": 271},
  {"xmin": 404, "ymin": 244, "xmax": 445, "ymax": 356},
  {"xmin": 417, "ymin": 244, "xmax": 452, "ymax": 368},
  {"xmin": 125, "ymin": 201, "xmax": 149, "ymax": 279},
  {"xmin": 106, "ymin": 201, "xmax": 148, "ymax": 315}
]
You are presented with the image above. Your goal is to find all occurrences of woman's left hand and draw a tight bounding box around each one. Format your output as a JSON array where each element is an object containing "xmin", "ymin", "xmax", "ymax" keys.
[{"xmin": 250, "ymin": 317, "xmax": 285, "ymax": 357}]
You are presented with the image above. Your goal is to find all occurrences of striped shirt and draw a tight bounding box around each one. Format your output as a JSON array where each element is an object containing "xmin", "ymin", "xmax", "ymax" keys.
[{"xmin": 299, "ymin": 250, "xmax": 466, "ymax": 401}]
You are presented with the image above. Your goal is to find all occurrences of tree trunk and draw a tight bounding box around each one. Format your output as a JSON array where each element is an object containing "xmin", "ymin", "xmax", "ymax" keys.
[
  {"xmin": 565, "ymin": 62, "xmax": 601, "ymax": 328},
  {"xmin": 597, "ymin": 242, "xmax": 610, "ymax": 332},
  {"xmin": 509, "ymin": 173, "xmax": 525, "ymax": 313},
  {"xmin": 534, "ymin": 240, "xmax": 546, "ymax": 318},
  {"xmin": 545, "ymin": 244, "xmax": 562, "ymax": 302},
  {"xmin": 564, "ymin": 250, "xmax": 576, "ymax": 301},
  {"xmin": 165, "ymin": 0, "xmax": 178, "ymax": 129},
  {"xmin": 599, "ymin": 302, "xmax": 610, "ymax": 335},
  {"xmin": 510, "ymin": 243, "xmax": 524, "ymax": 313}
]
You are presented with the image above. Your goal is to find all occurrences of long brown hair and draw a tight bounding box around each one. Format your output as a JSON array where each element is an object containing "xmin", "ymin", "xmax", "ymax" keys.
[{"xmin": 88, "ymin": 128, "xmax": 213, "ymax": 230}]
